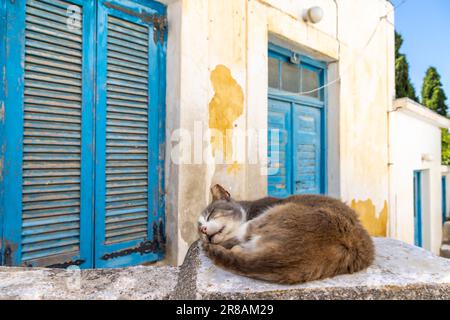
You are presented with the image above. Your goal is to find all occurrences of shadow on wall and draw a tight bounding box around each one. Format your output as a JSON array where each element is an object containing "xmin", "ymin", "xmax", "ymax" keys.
[{"xmin": 351, "ymin": 200, "xmax": 388, "ymax": 237}]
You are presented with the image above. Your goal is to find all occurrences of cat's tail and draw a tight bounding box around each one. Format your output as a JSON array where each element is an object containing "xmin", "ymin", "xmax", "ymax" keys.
[{"xmin": 202, "ymin": 242, "xmax": 295, "ymax": 284}]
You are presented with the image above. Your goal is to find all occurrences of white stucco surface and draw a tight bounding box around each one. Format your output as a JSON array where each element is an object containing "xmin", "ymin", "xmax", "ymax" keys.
[{"xmin": 389, "ymin": 98, "xmax": 450, "ymax": 254}]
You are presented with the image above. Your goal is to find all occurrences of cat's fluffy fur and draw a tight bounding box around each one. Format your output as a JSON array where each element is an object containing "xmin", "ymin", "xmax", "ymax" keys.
[{"xmin": 198, "ymin": 184, "xmax": 374, "ymax": 284}]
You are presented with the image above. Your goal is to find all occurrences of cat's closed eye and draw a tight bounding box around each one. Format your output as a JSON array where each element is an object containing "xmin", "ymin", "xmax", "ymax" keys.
[{"xmin": 206, "ymin": 208, "xmax": 215, "ymax": 221}]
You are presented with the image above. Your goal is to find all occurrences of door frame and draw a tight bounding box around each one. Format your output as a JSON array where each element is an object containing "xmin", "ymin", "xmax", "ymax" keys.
[
  {"xmin": 413, "ymin": 170, "xmax": 423, "ymax": 247},
  {"xmin": 0, "ymin": 0, "xmax": 7, "ymax": 265},
  {"xmin": 267, "ymin": 43, "xmax": 328, "ymax": 196},
  {"xmin": 442, "ymin": 175, "xmax": 447, "ymax": 224}
]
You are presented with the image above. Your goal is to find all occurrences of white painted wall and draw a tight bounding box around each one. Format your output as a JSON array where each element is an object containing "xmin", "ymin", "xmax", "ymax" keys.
[{"xmin": 389, "ymin": 98, "xmax": 450, "ymax": 254}]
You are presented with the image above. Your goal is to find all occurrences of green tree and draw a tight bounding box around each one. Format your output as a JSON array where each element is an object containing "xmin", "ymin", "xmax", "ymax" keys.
[
  {"xmin": 395, "ymin": 32, "xmax": 418, "ymax": 102},
  {"xmin": 421, "ymin": 66, "xmax": 448, "ymax": 116},
  {"xmin": 421, "ymin": 66, "xmax": 450, "ymax": 165},
  {"xmin": 442, "ymin": 129, "xmax": 450, "ymax": 165}
]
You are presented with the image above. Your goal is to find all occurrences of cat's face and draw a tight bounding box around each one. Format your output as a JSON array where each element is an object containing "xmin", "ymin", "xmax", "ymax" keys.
[{"xmin": 198, "ymin": 185, "xmax": 245, "ymax": 244}]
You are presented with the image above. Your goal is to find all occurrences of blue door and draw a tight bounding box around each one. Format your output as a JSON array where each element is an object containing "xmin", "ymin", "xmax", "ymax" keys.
[
  {"xmin": 442, "ymin": 176, "xmax": 447, "ymax": 224},
  {"xmin": 0, "ymin": 0, "xmax": 166, "ymax": 268},
  {"xmin": 268, "ymin": 44, "xmax": 326, "ymax": 197},
  {"xmin": 413, "ymin": 171, "xmax": 423, "ymax": 247}
]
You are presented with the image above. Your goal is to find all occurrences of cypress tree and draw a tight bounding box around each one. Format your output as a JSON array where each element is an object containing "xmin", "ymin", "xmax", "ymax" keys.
[
  {"xmin": 395, "ymin": 32, "xmax": 418, "ymax": 102},
  {"xmin": 421, "ymin": 67, "xmax": 448, "ymax": 116}
]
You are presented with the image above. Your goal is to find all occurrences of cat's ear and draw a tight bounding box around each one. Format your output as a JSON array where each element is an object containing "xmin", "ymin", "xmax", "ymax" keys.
[{"xmin": 211, "ymin": 184, "xmax": 231, "ymax": 201}]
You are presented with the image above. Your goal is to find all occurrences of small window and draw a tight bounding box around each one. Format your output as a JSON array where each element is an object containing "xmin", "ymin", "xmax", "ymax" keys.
[
  {"xmin": 268, "ymin": 57, "xmax": 280, "ymax": 89},
  {"xmin": 281, "ymin": 62, "xmax": 301, "ymax": 93},
  {"xmin": 269, "ymin": 51, "xmax": 324, "ymax": 101},
  {"xmin": 301, "ymin": 67, "xmax": 320, "ymax": 99}
]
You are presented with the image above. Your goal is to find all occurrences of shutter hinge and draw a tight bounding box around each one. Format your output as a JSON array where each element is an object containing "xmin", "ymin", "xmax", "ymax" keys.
[
  {"xmin": 3, "ymin": 244, "xmax": 12, "ymax": 266},
  {"xmin": 100, "ymin": 220, "xmax": 165, "ymax": 260},
  {"xmin": 46, "ymin": 259, "xmax": 85, "ymax": 269},
  {"xmin": 152, "ymin": 15, "xmax": 167, "ymax": 44}
]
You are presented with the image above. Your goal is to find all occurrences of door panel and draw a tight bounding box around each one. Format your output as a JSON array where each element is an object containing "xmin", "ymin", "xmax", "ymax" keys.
[
  {"xmin": 414, "ymin": 171, "xmax": 422, "ymax": 247},
  {"xmin": 94, "ymin": 0, "xmax": 164, "ymax": 268},
  {"xmin": 268, "ymin": 98, "xmax": 292, "ymax": 197},
  {"xmin": 442, "ymin": 176, "xmax": 447, "ymax": 224},
  {"xmin": 293, "ymin": 104, "xmax": 322, "ymax": 194},
  {"xmin": 2, "ymin": 0, "xmax": 94, "ymax": 267}
]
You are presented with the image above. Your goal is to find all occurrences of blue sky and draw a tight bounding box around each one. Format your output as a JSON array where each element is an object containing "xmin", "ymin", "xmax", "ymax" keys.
[{"xmin": 392, "ymin": 0, "xmax": 450, "ymax": 102}]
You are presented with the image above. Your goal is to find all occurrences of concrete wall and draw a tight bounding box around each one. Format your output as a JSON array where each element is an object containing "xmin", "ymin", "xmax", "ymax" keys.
[
  {"xmin": 162, "ymin": 0, "xmax": 395, "ymax": 265},
  {"xmin": 389, "ymin": 98, "xmax": 450, "ymax": 254}
]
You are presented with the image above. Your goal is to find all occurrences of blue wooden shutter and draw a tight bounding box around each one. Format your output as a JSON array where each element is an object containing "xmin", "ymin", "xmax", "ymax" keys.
[
  {"xmin": 293, "ymin": 104, "xmax": 322, "ymax": 194},
  {"xmin": 94, "ymin": 0, "xmax": 165, "ymax": 268},
  {"xmin": 2, "ymin": 0, "xmax": 94, "ymax": 267},
  {"xmin": 268, "ymin": 98, "xmax": 292, "ymax": 197}
]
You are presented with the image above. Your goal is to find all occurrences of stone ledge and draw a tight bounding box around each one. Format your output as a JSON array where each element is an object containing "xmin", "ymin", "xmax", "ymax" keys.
[
  {"xmin": 0, "ymin": 265, "xmax": 179, "ymax": 300},
  {"xmin": 175, "ymin": 238, "xmax": 450, "ymax": 300},
  {"xmin": 0, "ymin": 238, "xmax": 449, "ymax": 300}
]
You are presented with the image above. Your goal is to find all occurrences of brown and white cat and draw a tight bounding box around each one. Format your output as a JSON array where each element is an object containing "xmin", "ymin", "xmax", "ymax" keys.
[{"xmin": 198, "ymin": 184, "xmax": 374, "ymax": 284}]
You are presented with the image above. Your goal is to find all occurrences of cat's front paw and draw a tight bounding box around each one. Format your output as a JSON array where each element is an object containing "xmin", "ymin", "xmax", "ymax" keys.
[{"xmin": 202, "ymin": 241, "xmax": 213, "ymax": 252}]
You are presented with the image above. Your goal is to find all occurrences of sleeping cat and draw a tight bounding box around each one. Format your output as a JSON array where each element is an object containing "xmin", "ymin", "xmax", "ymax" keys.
[{"xmin": 198, "ymin": 184, "xmax": 374, "ymax": 284}]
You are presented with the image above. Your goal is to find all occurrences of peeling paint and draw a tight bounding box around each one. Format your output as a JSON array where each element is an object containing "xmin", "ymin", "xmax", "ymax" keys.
[
  {"xmin": 351, "ymin": 199, "xmax": 388, "ymax": 237},
  {"xmin": 226, "ymin": 161, "xmax": 241, "ymax": 175},
  {"xmin": 208, "ymin": 65, "xmax": 244, "ymax": 163}
]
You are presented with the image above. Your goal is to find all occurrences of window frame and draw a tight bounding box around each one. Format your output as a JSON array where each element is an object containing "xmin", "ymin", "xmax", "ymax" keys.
[
  {"xmin": 268, "ymin": 43, "xmax": 326, "ymax": 109},
  {"xmin": 267, "ymin": 42, "xmax": 328, "ymax": 196}
]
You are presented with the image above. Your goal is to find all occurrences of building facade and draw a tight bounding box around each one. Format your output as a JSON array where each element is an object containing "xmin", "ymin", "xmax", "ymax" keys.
[
  {"xmin": 389, "ymin": 98, "xmax": 450, "ymax": 254},
  {"xmin": 0, "ymin": 0, "xmax": 447, "ymax": 268}
]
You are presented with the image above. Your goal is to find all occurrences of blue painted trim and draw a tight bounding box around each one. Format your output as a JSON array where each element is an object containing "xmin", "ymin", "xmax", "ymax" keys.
[
  {"xmin": 414, "ymin": 171, "xmax": 423, "ymax": 247},
  {"xmin": 103, "ymin": 0, "xmax": 165, "ymax": 16},
  {"xmin": 268, "ymin": 89, "xmax": 324, "ymax": 108},
  {"xmin": 79, "ymin": 0, "xmax": 96, "ymax": 269},
  {"xmin": 268, "ymin": 43, "xmax": 327, "ymax": 196},
  {"xmin": 149, "ymin": 4, "xmax": 167, "ymax": 261},
  {"xmin": 107, "ymin": 0, "xmax": 166, "ymax": 14},
  {"xmin": 0, "ymin": 0, "xmax": 7, "ymax": 265},
  {"xmin": 94, "ymin": 0, "xmax": 111, "ymax": 267},
  {"xmin": 442, "ymin": 176, "xmax": 447, "ymax": 224},
  {"xmin": 268, "ymin": 43, "xmax": 327, "ymax": 69},
  {"xmin": 2, "ymin": 0, "xmax": 26, "ymax": 266}
]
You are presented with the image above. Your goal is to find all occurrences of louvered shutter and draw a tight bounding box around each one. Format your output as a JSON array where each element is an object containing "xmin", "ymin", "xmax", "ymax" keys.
[
  {"xmin": 1, "ymin": 0, "xmax": 94, "ymax": 267},
  {"xmin": 94, "ymin": 0, "xmax": 164, "ymax": 268},
  {"xmin": 293, "ymin": 105, "xmax": 323, "ymax": 195},
  {"xmin": 268, "ymin": 98, "xmax": 292, "ymax": 197},
  {"xmin": 1, "ymin": 0, "xmax": 164, "ymax": 268}
]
